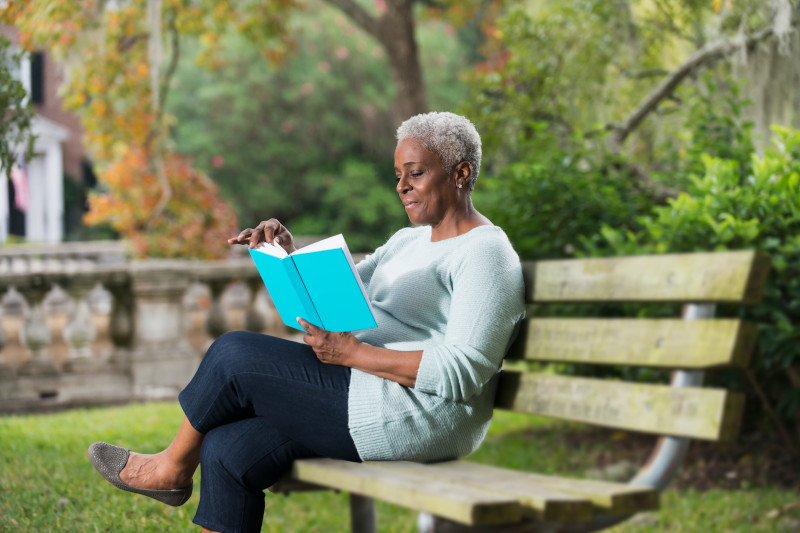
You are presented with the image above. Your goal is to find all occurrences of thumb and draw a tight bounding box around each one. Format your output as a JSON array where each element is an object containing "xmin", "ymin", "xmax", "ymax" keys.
[{"xmin": 297, "ymin": 317, "xmax": 315, "ymax": 333}]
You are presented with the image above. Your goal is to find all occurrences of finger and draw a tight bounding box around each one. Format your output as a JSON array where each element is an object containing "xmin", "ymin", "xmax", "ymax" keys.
[
  {"xmin": 297, "ymin": 317, "xmax": 322, "ymax": 335},
  {"xmin": 249, "ymin": 227, "xmax": 267, "ymax": 248},
  {"xmin": 297, "ymin": 317, "xmax": 312, "ymax": 333},
  {"xmin": 256, "ymin": 220, "xmax": 280, "ymax": 244},
  {"xmin": 228, "ymin": 229, "xmax": 251, "ymax": 244}
]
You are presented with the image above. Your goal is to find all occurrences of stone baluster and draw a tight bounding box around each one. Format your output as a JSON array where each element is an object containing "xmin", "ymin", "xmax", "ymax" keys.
[
  {"xmin": 205, "ymin": 279, "xmax": 230, "ymax": 339},
  {"xmin": 129, "ymin": 263, "xmax": 199, "ymax": 400},
  {"xmin": 244, "ymin": 278, "xmax": 268, "ymax": 333},
  {"xmin": 106, "ymin": 277, "xmax": 134, "ymax": 370},
  {"xmin": 61, "ymin": 277, "xmax": 98, "ymax": 360},
  {"xmin": 0, "ymin": 288, "xmax": 6, "ymax": 355},
  {"xmin": 17, "ymin": 276, "xmax": 57, "ymax": 376},
  {"xmin": 0, "ymin": 286, "xmax": 12, "ymax": 373}
]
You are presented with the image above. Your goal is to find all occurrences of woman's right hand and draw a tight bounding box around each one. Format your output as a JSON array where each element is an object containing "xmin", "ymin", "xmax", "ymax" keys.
[{"xmin": 227, "ymin": 219, "xmax": 296, "ymax": 254}]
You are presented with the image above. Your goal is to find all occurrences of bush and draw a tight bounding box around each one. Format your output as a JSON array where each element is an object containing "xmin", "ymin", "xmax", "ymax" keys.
[
  {"xmin": 584, "ymin": 126, "xmax": 800, "ymax": 439},
  {"xmin": 477, "ymin": 126, "xmax": 654, "ymax": 261}
]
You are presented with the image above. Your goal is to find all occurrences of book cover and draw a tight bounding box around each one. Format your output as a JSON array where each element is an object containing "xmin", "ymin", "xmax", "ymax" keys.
[{"xmin": 248, "ymin": 234, "xmax": 377, "ymax": 332}]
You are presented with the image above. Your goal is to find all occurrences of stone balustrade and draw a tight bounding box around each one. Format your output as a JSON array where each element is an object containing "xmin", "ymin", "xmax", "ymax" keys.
[{"xmin": 0, "ymin": 252, "xmax": 285, "ymax": 414}]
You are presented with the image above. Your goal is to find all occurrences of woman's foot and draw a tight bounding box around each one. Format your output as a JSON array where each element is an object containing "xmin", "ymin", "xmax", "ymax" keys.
[
  {"xmin": 120, "ymin": 450, "xmax": 194, "ymax": 491},
  {"xmin": 88, "ymin": 442, "xmax": 194, "ymax": 507}
]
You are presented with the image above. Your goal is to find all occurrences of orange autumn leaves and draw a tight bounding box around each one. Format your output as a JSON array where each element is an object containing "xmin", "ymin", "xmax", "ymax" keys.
[
  {"xmin": 2, "ymin": 0, "xmax": 297, "ymax": 258},
  {"xmin": 85, "ymin": 147, "xmax": 237, "ymax": 259}
]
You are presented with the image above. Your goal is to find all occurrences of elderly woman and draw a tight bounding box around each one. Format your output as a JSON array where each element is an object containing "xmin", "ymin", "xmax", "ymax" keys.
[{"xmin": 89, "ymin": 111, "xmax": 525, "ymax": 533}]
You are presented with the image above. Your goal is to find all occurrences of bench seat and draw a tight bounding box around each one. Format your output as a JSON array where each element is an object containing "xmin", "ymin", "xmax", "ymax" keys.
[{"xmin": 280, "ymin": 458, "xmax": 658, "ymax": 526}]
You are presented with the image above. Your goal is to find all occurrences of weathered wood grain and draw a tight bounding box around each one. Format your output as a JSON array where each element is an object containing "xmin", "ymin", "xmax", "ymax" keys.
[
  {"xmin": 371, "ymin": 460, "xmax": 595, "ymax": 521},
  {"xmin": 403, "ymin": 461, "xmax": 659, "ymax": 516},
  {"xmin": 292, "ymin": 458, "xmax": 522, "ymax": 526},
  {"xmin": 522, "ymin": 250, "xmax": 770, "ymax": 303},
  {"xmin": 494, "ymin": 373, "xmax": 744, "ymax": 441},
  {"xmin": 505, "ymin": 318, "xmax": 756, "ymax": 368}
]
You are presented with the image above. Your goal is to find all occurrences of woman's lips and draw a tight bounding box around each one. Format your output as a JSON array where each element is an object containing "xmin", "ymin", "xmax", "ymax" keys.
[{"xmin": 403, "ymin": 201, "xmax": 418, "ymax": 209}]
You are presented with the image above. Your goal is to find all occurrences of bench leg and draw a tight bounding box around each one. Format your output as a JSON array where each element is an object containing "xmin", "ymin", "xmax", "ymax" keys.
[{"xmin": 350, "ymin": 494, "xmax": 376, "ymax": 533}]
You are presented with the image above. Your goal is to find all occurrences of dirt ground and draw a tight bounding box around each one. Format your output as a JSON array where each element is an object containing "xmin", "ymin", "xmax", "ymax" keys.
[{"xmin": 553, "ymin": 424, "xmax": 800, "ymax": 490}]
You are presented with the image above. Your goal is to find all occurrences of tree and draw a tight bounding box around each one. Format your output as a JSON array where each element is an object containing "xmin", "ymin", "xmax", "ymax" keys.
[
  {"xmin": 468, "ymin": 0, "xmax": 798, "ymax": 200},
  {"xmin": 2, "ymin": 0, "xmax": 297, "ymax": 257},
  {"xmin": 0, "ymin": 36, "xmax": 34, "ymax": 178},
  {"xmin": 2, "ymin": 0, "xmax": 497, "ymax": 256}
]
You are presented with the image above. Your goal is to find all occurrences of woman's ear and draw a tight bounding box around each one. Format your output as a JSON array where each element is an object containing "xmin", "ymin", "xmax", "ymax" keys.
[{"xmin": 454, "ymin": 161, "xmax": 473, "ymax": 189}]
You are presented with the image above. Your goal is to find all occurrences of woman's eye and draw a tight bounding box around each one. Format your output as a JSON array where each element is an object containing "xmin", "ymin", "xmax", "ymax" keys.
[{"xmin": 411, "ymin": 171, "xmax": 423, "ymax": 177}]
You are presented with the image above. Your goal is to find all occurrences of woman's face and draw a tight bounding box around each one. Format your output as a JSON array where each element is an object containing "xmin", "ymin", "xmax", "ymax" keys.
[{"xmin": 394, "ymin": 138, "xmax": 458, "ymax": 227}]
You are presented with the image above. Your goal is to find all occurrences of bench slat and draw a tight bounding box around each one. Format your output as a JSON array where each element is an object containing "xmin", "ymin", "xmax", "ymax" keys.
[
  {"xmin": 292, "ymin": 458, "xmax": 522, "ymax": 526},
  {"xmin": 524, "ymin": 250, "xmax": 770, "ymax": 303},
  {"xmin": 506, "ymin": 318, "xmax": 756, "ymax": 368},
  {"xmin": 494, "ymin": 373, "xmax": 745, "ymax": 441},
  {"xmin": 370, "ymin": 460, "xmax": 595, "ymax": 521},
  {"xmin": 398, "ymin": 461, "xmax": 660, "ymax": 516}
]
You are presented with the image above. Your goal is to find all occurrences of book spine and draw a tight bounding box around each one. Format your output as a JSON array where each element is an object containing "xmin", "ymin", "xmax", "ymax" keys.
[{"xmin": 283, "ymin": 257, "xmax": 323, "ymax": 329}]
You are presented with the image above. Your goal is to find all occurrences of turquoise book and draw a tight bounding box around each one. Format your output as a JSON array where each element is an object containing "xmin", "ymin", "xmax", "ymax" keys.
[{"xmin": 247, "ymin": 234, "xmax": 378, "ymax": 332}]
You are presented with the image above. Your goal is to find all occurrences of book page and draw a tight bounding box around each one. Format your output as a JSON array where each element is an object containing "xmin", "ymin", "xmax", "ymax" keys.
[
  {"xmin": 253, "ymin": 241, "xmax": 289, "ymax": 259},
  {"xmin": 292, "ymin": 234, "xmax": 346, "ymax": 255}
]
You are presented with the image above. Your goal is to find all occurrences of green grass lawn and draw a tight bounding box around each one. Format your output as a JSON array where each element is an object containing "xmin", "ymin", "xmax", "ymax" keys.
[{"xmin": 1, "ymin": 402, "xmax": 797, "ymax": 532}]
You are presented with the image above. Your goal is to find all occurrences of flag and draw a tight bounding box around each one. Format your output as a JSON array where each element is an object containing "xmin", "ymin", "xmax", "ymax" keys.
[{"xmin": 10, "ymin": 154, "xmax": 29, "ymax": 213}]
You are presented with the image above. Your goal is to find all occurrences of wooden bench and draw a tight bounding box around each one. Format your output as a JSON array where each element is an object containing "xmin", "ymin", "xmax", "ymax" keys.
[{"xmin": 271, "ymin": 250, "xmax": 771, "ymax": 532}]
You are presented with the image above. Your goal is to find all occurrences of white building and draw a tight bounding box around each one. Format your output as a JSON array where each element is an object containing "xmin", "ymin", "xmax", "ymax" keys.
[
  {"xmin": 2, "ymin": 26, "xmax": 87, "ymax": 245},
  {"xmin": 0, "ymin": 116, "xmax": 68, "ymax": 243}
]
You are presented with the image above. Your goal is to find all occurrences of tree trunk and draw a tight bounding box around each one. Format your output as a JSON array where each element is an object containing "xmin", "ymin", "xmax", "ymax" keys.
[
  {"xmin": 732, "ymin": 32, "xmax": 800, "ymax": 151},
  {"xmin": 376, "ymin": 0, "xmax": 428, "ymax": 119},
  {"xmin": 324, "ymin": 0, "xmax": 428, "ymax": 120}
]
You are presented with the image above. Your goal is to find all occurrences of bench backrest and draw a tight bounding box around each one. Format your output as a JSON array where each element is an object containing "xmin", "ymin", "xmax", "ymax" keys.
[{"xmin": 496, "ymin": 250, "xmax": 771, "ymax": 443}]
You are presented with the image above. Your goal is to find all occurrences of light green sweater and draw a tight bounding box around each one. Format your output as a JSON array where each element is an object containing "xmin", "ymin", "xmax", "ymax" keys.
[{"xmin": 349, "ymin": 225, "xmax": 525, "ymax": 462}]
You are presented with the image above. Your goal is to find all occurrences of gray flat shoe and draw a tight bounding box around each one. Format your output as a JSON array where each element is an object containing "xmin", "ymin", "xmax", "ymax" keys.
[{"xmin": 88, "ymin": 442, "xmax": 193, "ymax": 507}]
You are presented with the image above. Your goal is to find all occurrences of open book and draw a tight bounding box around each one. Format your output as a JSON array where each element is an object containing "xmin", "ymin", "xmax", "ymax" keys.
[{"xmin": 248, "ymin": 234, "xmax": 378, "ymax": 332}]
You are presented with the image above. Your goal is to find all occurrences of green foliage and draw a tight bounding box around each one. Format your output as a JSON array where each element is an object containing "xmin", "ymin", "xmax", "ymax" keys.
[
  {"xmin": 466, "ymin": 2, "xmax": 620, "ymax": 168},
  {"xmin": 587, "ymin": 126, "xmax": 800, "ymax": 431},
  {"xmin": 0, "ymin": 36, "xmax": 35, "ymax": 177},
  {"xmin": 655, "ymin": 72, "xmax": 756, "ymax": 189},
  {"xmin": 169, "ymin": 3, "xmax": 471, "ymax": 250},
  {"xmin": 170, "ymin": 24, "xmax": 393, "ymax": 227},
  {"xmin": 291, "ymin": 158, "xmax": 407, "ymax": 251},
  {"xmin": 476, "ymin": 126, "xmax": 654, "ymax": 261}
]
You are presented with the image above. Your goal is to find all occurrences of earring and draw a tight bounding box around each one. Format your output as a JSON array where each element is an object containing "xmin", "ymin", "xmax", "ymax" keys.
[{"xmin": 457, "ymin": 183, "xmax": 463, "ymax": 189}]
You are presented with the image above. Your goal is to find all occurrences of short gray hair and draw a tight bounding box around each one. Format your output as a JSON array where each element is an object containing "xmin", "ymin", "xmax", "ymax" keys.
[{"xmin": 396, "ymin": 112, "xmax": 482, "ymax": 190}]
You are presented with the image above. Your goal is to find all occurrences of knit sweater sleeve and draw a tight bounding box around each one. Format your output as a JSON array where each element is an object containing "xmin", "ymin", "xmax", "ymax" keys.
[{"xmin": 413, "ymin": 238, "xmax": 525, "ymax": 402}]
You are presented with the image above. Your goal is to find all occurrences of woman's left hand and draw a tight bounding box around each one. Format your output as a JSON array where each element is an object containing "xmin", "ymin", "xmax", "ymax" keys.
[{"xmin": 297, "ymin": 318, "xmax": 360, "ymax": 366}]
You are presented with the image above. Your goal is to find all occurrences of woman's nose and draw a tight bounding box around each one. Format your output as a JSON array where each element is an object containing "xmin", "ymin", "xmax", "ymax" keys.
[{"xmin": 396, "ymin": 176, "xmax": 410, "ymax": 193}]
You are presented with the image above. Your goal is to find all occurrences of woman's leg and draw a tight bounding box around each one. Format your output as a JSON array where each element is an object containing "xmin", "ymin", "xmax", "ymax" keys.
[
  {"xmin": 192, "ymin": 418, "xmax": 322, "ymax": 533},
  {"xmin": 120, "ymin": 331, "xmax": 359, "ymax": 532},
  {"xmin": 119, "ymin": 416, "xmax": 202, "ymax": 490}
]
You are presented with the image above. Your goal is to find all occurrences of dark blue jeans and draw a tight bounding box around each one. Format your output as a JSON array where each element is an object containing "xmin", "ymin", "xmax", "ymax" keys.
[{"xmin": 178, "ymin": 331, "xmax": 360, "ymax": 533}]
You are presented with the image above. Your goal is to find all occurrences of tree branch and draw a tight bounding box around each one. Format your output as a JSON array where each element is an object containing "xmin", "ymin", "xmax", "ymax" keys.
[
  {"xmin": 614, "ymin": 160, "xmax": 681, "ymax": 204},
  {"xmin": 323, "ymin": 0, "xmax": 380, "ymax": 40},
  {"xmin": 606, "ymin": 25, "xmax": 780, "ymax": 153},
  {"xmin": 147, "ymin": 5, "xmax": 181, "ymax": 223}
]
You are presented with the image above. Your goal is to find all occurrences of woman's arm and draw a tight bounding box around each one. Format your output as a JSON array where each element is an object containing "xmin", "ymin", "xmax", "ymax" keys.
[{"xmin": 298, "ymin": 318, "xmax": 422, "ymax": 387}]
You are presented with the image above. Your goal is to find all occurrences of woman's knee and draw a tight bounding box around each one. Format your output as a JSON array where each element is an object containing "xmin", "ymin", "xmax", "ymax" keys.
[
  {"xmin": 200, "ymin": 423, "xmax": 294, "ymax": 492},
  {"xmin": 202, "ymin": 331, "xmax": 270, "ymax": 373}
]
